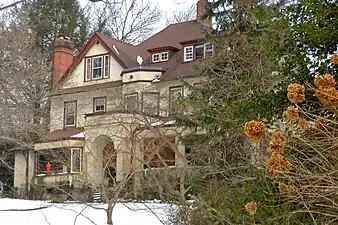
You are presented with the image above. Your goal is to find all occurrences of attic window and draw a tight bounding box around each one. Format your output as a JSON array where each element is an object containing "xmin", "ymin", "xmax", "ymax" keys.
[
  {"xmin": 85, "ymin": 54, "xmax": 110, "ymax": 81},
  {"xmin": 184, "ymin": 43, "xmax": 214, "ymax": 62},
  {"xmin": 152, "ymin": 52, "xmax": 169, "ymax": 63}
]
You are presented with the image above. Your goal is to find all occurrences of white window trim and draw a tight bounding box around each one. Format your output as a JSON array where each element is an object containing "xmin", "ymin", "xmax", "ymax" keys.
[
  {"xmin": 160, "ymin": 52, "xmax": 169, "ymax": 62},
  {"xmin": 152, "ymin": 53, "xmax": 160, "ymax": 63},
  {"xmin": 103, "ymin": 55, "xmax": 110, "ymax": 78},
  {"xmin": 92, "ymin": 56, "xmax": 103, "ymax": 80},
  {"xmin": 204, "ymin": 43, "xmax": 213, "ymax": 58},
  {"xmin": 70, "ymin": 148, "xmax": 82, "ymax": 173},
  {"xmin": 94, "ymin": 97, "xmax": 106, "ymax": 113},
  {"xmin": 184, "ymin": 46, "xmax": 194, "ymax": 62}
]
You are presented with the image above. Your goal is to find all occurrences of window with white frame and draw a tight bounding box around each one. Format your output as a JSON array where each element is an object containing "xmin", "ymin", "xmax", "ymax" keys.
[
  {"xmin": 85, "ymin": 54, "xmax": 110, "ymax": 81},
  {"xmin": 93, "ymin": 97, "xmax": 106, "ymax": 113},
  {"xmin": 152, "ymin": 52, "xmax": 169, "ymax": 63},
  {"xmin": 92, "ymin": 56, "xmax": 103, "ymax": 79},
  {"xmin": 161, "ymin": 52, "xmax": 169, "ymax": 61},
  {"xmin": 205, "ymin": 43, "xmax": 213, "ymax": 57},
  {"xmin": 64, "ymin": 101, "xmax": 76, "ymax": 127},
  {"xmin": 71, "ymin": 148, "xmax": 83, "ymax": 173},
  {"xmin": 152, "ymin": 53, "xmax": 160, "ymax": 63},
  {"xmin": 184, "ymin": 46, "xmax": 194, "ymax": 62},
  {"xmin": 195, "ymin": 44, "xmax": 204, "ymax": 60}
]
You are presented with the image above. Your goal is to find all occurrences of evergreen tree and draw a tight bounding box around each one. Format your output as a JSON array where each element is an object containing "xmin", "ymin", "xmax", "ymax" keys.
[{"xmin": 24, "ymin": 0, "xmax": 89, "ymax": 58}]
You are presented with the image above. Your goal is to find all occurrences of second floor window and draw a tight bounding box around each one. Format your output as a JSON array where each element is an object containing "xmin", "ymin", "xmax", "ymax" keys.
[
  {"xmin": 184, "ymin": 46, "xmax": 194, "ymax": 62},
  {"xmin": 124, "ymin": 93, "xmax": 138, "ymax": 111},
  {"xmin": 64, "ymin": 101, "xmax": 77, "ymax": 127},
  {"xmin": 85, "ymin": 54, "xmax": 110, "ymax": 81},
  {"xmin": 93, "ymin": 97, "xmax": 106, "ymax": 113},
  {"xmin": 169, "ymin": 86, "xmax": 183, "ymax": 115},
  {"xmin": 142, "ymin": 92, "xmax": 160, "ymax": 116}
]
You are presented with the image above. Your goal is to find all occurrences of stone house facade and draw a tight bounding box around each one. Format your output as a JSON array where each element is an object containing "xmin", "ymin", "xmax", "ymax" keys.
[{"xmin": 13, "ymin": 0, "xmax": 213, "ymax": 200}]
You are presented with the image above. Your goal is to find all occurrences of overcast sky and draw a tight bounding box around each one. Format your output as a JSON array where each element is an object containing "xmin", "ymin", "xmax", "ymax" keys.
[{"xmin": 0, "ymin": 0, "xmax": 197, "ymax": 31}]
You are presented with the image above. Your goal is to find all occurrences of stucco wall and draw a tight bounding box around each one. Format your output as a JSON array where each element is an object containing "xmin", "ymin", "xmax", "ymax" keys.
[
  {"xmin": 62, "ymin": 42, "xmax": 123, "ymax": 89},
  {"xmin": 14, "ymin": 150, "xmax": 35, "ymax": 195},
  {"xmin": 50, "ymin": 87, "xmax": 123, "ymax": 131}
]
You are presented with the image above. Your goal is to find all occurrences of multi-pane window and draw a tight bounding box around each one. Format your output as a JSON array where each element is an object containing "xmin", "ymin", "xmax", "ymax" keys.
[
  {"xmin": 184, "ymin": 46, "xmax": 194, "ymax": 62},
  {"xmin": 169, "ymin": 86, "xmax": 183, "ymax": 115},
  {"xmin": 143, "ymin": 137, "xmax": 176, "ymax": 169},
  {"xmin": 142, "ymin": 92, "xmax": 159, "ymax": 116},
  {"xmin": 93, "ymin": 97, "xmax": 106, "ymax": 113},
  {"xmin": 161, "ymin": 52, "xmax": 169, "ymax": 61},
  {"xmin": 85, "ymin": 54, "xmax": 110, "ymax": 81},
  {"xmin": 92, "ymin": 56, "xmax": 102, "ymax": 79},
  {"xmin": 71, "ymin": 148, "xmax": 83, "ymax": 173},
  {"xmin": 124, "ymin": 93, "xmax": 138, "ymax": 111},
  {"xmin": 184, "ymin": 43, "xmax": 214, "ymax": 62},
  {"xmin": 152, "ymin": 52, "xmax": 169, "ymax": 63},
  {"xmin": 64, "ymin": 101, "xmax": 76, "ymax": 127},
  {"xmin": 152, "ymin": 53, "xmax": 160, "ymax": 63}
]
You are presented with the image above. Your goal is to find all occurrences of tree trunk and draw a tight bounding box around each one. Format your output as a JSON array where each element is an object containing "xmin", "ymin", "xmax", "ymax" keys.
[{"xmin": 107, "ymin": 199, "xmax": 113, "ymax": 225}]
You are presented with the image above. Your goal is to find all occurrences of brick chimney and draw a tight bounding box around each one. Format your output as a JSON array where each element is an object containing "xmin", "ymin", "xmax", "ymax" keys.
[
  {"xmin": 53, "ymin": 35, "xmax": 74, "ymax": 88},
  {"xmin": 196, "ymin": 0, "xmax": 212, "ymax": 27}
]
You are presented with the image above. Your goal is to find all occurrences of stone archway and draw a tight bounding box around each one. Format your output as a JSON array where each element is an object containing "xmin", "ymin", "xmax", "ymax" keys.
[{"xmin": 90, "ymin": 135, "xmax": 117, "ymax": 186}]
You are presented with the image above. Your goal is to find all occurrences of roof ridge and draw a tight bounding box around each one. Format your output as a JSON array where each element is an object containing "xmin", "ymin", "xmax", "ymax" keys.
[
  {"xmin": 96, "ymin": 32, "xmax": 136, "ymax": 47},
  {"xmin": 136, "ymin": 20, "xmax": 197, "ymax": 47}
]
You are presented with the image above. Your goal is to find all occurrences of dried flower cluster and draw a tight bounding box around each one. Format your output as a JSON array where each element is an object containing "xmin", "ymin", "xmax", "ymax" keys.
[
  {"xmin": 287, "ymin": 83, "xmax": 305, "ymax": 103},
  {"xmin": 332, "ymin": 55, "xmax": 338, "ymax": 65},
  {"xmin": 299, "ymin": 119, "xmax": 309, "ymax": 130},
  {"xmin": 278, "ymin": 183, "xmax": 296, "ymax": 197},
  {"xmin": 266, "ymin": 153, "xmax": 292, "ymax": 179},
  {"xmin": 316, "ymin": 87, "xmax": 338, "ymax": 107},
  {"xmin": 268, "ymin": 131, "xmax": 286, "ymax": 154},
  {"xmin": 244, "ymin": 120, "xmax": 266, "ymax": 142},
  {"xmin": 314, "ymin": 73, "xmax": 336, "ymax": 89},
  {"xmin": 244, "ymin": 202, "xmax": 257, "ymax": 215},
  {"xmin": 284, "ymin": 106, "xmax": 299, "ymax": 123}
]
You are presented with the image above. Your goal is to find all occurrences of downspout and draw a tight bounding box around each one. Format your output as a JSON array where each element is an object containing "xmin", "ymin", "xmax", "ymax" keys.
[{"xmin": 25, "ymin": 150, "xmax": 29, "ymax": 198}]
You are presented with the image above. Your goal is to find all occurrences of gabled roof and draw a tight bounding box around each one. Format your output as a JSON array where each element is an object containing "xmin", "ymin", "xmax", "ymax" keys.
[{"xmin": 57, "ymin": 20, "xmax": 211, "ymax": 89}]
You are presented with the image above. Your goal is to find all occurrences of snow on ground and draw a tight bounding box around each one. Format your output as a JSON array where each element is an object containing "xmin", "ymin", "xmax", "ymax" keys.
[{"xmin": 0, "ymin": 198, "xmax": 175, "ymax": 225}]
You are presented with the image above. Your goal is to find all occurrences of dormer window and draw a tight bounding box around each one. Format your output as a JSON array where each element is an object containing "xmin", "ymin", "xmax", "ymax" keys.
[
  {"xmin": 184, "ymin": 43, "xmax": 213, "ymax": 62},
  {"xmin": 152, "ymin": 52, "xmax": 169, "ymax": 63},
  {"xmin": 85, "ymin": 54, "xmax": 110, "ymax": 81}
]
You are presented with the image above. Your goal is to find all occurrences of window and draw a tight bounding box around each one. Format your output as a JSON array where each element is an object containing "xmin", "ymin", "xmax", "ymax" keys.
[
  {"xmin": 195, "ymin": 44, "xmax": 204, "ymax": 60},
  {"xmin": 71, "ymin": 148, "xmax": 83, "ymax": 173},
  {"xmin": 143, "ymin": 137, "xmax": 176, "ymax": 169},
  {"xmin": 142, "ymin": 92, "xmax": 159, "ymax": 116},
  {"xmin": 64, "ymin": 101, "xmax": 76, "ymax": 127},
  {"xmin": 85, "ymin": 58, "xmax": 91, "ymax": 81},
  {"xmin": 152, "ymin": 52, "xmax": 169, "ymax": 63},
  {"xmin": 93, "ymin": 97, "xmax": 106, "ymax": 113},
  {"xmin": 205, "ymin": 43, "xmax": 213, "ymax": 58},
  {"xmin": 152, "ymin": 53, "xmax": 160, "ymax": 63},
  {"xmin": 169, "ymin": 86, "xmax": 183, "ymax": 115},
  {"xmin": 184, "ymin": 46, "xmax": 194, "ymax": 62},
  {"xmin": 84, "ymin": 54, "xmax": 110, "ymax": 81},
  {"xmin": 161, "ymin": 52, "xmax": 169, "ymax": 61},
  {"xmin": 92, "ymin": 56, "xmax": 103, "ymax": 79},
  {"xmin": 104, "ymin": 55, "xmax": 110, "ymax": 78},
  {"xmin": 184, "ymin": 43, "xmax": 214, "ymax": 62},
  {"xmin": 124, "ymin": 93, "xmax": 138, "ymax": 111}
]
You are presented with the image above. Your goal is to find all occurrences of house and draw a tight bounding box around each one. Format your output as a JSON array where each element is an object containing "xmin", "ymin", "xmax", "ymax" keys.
[{"xmin": 13, "ymin": 0, "xmax": 213, "ymax": 200}]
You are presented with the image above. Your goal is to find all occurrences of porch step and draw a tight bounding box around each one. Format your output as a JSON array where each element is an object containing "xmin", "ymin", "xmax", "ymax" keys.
[{"xmin": 92, "ymin": 190, "xmax": 102, "ymax": 203}]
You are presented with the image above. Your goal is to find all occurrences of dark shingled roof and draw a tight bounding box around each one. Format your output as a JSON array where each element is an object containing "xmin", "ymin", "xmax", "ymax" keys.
[{"xmin": 43, "ymin": 127, "xmax": 85, "ymax": 142}]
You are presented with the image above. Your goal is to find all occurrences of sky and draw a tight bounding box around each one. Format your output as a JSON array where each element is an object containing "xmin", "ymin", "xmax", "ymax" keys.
[{"xmin": 0, "ymin": 0, "xmax": 197, "ymax": 31}]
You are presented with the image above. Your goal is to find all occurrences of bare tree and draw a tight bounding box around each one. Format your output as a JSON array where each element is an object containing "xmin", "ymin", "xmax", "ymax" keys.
[
  {"xmin": 166, "ymin": 2, "xmax": 196, "ymax": 26},
  {"xmin": 88, "ymin": 0, "xmax": 162, "ymax": 44}
]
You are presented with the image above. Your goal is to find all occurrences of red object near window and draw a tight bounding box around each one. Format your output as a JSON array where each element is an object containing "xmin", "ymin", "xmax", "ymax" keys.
[{"xmin": 45, "ymin": 162, "xmax": 51, "ymax": 174}]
